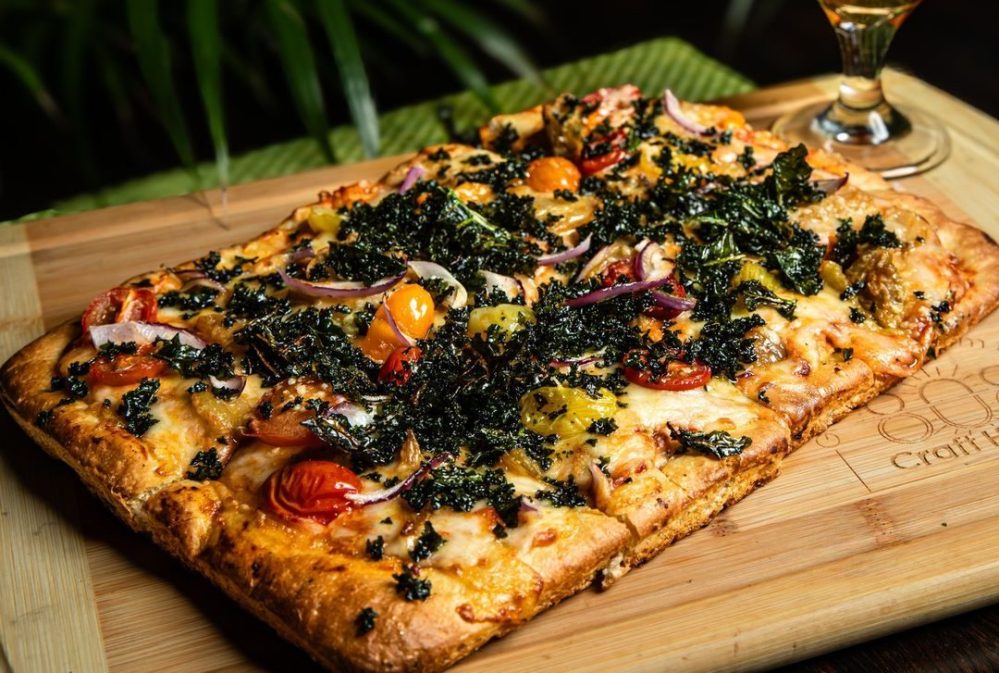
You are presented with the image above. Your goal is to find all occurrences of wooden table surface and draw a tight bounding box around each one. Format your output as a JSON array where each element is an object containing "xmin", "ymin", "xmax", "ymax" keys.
[{"xmin": 1, "ymin": 70, "xmax": 998, "ymax": 673}]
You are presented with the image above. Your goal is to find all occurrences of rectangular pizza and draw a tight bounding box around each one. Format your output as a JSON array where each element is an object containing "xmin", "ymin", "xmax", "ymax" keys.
[{"xmin": 3, "ymin": 85, "xmax": 998, "ymax": 673}]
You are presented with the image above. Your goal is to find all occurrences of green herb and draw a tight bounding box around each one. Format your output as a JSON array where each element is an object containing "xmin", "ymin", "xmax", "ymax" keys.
[
  {"xmin": 685, "ymin": 315, "xmax": 765, "ymax": 379},
  {"xmin": 355, "ymin": 607, "xmax": 377, "ymax": 635},
  {"xmin": 117, "ymin": 378, "xmax": 160, "ymax": 436},
  {"xmin": 186, "ymin": 448, "xmax": 224, "ymax": 481},
  {"xmin": 672, "ymin": 427, "xmax": 750, "ymax": 459},
  {"xmin": 365, "ymin": 535, "xmax": 384, "ymax": 561},
  {"xmin": 158, "ymin": 286, "xmax": 219, "ymax": 311},
  {"xmin": 307, "ymin": 244, "xmax": 406, "ymax": 284},
  {"xmin": 410, "ymin": 522, "xmax": 445, "ymax": 562},
  {"xmin": 393, "ymin": 567, "xmax": 432, "ymax": 601},
  {"xmin": 587, "ymin": 418, "xmax": 618, "ymax": 435},
  {"xmin": 733, "ymin": 280, "xmax": 797, "ymax": 320},
  {"xmin": 535, "ymin": 476, "xmax": 587, "ymax": 508},
  {"xmin": 404, "ymin": 463, "xmax": 520, "ymax": 526}
]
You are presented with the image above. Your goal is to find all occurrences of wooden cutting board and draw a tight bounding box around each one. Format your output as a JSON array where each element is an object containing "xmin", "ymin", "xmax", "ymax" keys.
[{"xmin": 1, "ymin": 70, "xmax": 997, "ymax": 673}]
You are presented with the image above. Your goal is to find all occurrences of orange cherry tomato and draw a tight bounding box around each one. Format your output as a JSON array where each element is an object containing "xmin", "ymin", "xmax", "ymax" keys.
[
  {"xmin": 82, "ymin": 287, "xmax": 158, "ymax": 332},
  {"xmin": 526, "ymin": 157, "xmax": 581, "ymax": 192},
  {"xmin": 378, "ymin": 346, "xmax": 422, "ymax": 385},
  {"xmin": 622, "ymin": 350, "xmax": 711, "ymax": 391},
  {"xmin": 265, "ymin": 460, "xmax": 362, "ymax": 524},
  {"xmin": 87, "ymin": 354, "xmax": 167, "ymax": 387},
  {"xmin": 359, "ymin": 284, "xmax": 435, "ymax": 362}
]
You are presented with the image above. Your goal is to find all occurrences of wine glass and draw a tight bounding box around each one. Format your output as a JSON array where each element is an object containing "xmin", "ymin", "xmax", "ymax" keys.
[{"xmin": 772, "ymin": 0, "xmax": 949, "ymax": 179}]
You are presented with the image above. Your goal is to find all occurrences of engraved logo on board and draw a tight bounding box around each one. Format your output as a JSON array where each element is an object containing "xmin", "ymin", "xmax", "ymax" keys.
[{"xmin": 815, "ymin": 338, "xmax": 999, "ymax": 491}]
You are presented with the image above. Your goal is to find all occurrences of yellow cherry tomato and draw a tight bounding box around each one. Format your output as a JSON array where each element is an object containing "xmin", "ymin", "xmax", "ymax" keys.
[
  {"xmin": 520, "ymin": 385, "xmax": 618, "ymax": 438},
  {"xmin": 359, "ymin": 284, "xmax": 435, "ymax": 362},
  {"xmin": 526, "ymin": 157, "xmax": 581, "ymax": 193}
]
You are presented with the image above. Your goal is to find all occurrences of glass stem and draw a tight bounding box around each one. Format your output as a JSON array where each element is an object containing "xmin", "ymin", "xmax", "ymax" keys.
[{"xmin": 818, "ymin": 13, "xmax": 910, "ymax": 145}]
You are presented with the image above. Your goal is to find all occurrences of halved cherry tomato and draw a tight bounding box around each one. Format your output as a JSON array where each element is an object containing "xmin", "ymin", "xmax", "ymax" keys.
[
  {"xmin": 600, "ymin": 259, "xmax": 635, "ymax": 288},
  {"xmin": 648, "ymin": 278, "xmax": 688, "ymax": 321},
  {"xmin": 579, "ymin": 129, "xmax": 628, "ymax": 176},
  {"xmin": 87, "ymin": 354, "xmax": 167, "ymax": 387},
  {"xmin": 82, "ymin": 287, "xmax": 158, "ymax": 332},
  {"xmin": 359, "ymin": 284, "xmax": 435, "ymax": 362},
  {"xmin": 622, "ymin": 350, "xmax": 711, "ymax": 391},
  {"xmin": 526, "ymin": 157, "xmax": 581, "ymax": 192},
  {"xmin": 601, "ymin": 262, "xmax": 688, "ymax": 321},
  {"xmin": 265, "ymin": 460, "xmax": 362, "ymax": 524},
  {"xmin": 247, "ymin": 408, "xmax": 324, "ymax": 448},
  {"xmin": 379, "ymin": 346, "xmax": 422, "ymax": 386}
]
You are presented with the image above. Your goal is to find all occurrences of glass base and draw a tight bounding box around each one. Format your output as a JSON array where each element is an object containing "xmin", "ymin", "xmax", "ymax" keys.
[{"xmin": 771, "ymin": 100, "xmax": 950, "ymax": 179}]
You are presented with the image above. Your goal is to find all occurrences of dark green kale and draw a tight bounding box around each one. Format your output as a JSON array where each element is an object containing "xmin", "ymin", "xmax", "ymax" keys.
[
  {"xmin": 355, "ymin": 607, "xmax": 378, "ymax": 635},
  {"xmin": 841, "ymin": 347, "xmax": 854, "ymax": 361},
  {"xmin": 366, "ymin": 535, "xmax": 384, "ymax": 561},
  {"xmin": 157, "ymin": 286, "xmax": 219, "ymax": 311},
  {"xmin": 685, "ymin": 315, "xmax": 765, "ymax": 379},
  {"xmin": 35, "ymin": 409, "xmax": 54, "ymax": 429},
  {"xmin": 154, "ymin": 336, "xmax": 235, "ymax": 380},
  {"xmin": 98, "ymin": 341, "xmax": 139, "ymax": 358},
  {"xmin": 930, "ymin": 300, "xmax": 951, "ymax": 325},
  {"xmin": 50, "ymin": 363, "xmax": 90, "ymax": 400},
  {"xmin": 678, "ymin": 230, "xmax": 743, "ymax": 322},
  {"xmin": 403, "ymin": 464, "xmax": 521, "ymax": 527},
  {"xmin": 849, "ymin": 307, "xmax": 867, "ymax": 324},
  {"xmin": 238, "ymin": 307, "xmax": 375, "ymax": 396},
  {"xmin": 307, "ymin": 244, "xmax": 406, "ymax": 284},
  {"xmin": 410, "ymin": 522, "xmax": 446, "ymax": 562},
  {"xmin": 587, "ymin": 418, "xmax": 618, "ymax": 435},
  {"xmin": 186, "ymin": 448, "xmax": 224, "ymax": 481},
  {"xmin": 117, "ymin": 378, "xmax": 160, "ymax": 436},
  {"xmin": 732, "ymin": 280, "xmax": 797, "ymax": 319},
  {"xmin": 768, "ymin": 225, "xmax": 824, "ymax": 296},
  {"xmin": 672, "ymin": 427, "xmax": 751, "ymax": 459},
  {"xmin": 225, "ymin": 282, "xmax": 290, "ymax": 321},
  {"xmin": 535, "ymin": 476, "xmax": 587, "ymax": 508},
  {"xmin": 393, "ymin": 568, "xmax": 432, "ymax": 601},
  {"xmin": 194, "ymin": 251, "xmax": 252, "ymax": 283},
  {"xmin": 831, "ymin": 214, "xmax": 902, "ymax": 268}
]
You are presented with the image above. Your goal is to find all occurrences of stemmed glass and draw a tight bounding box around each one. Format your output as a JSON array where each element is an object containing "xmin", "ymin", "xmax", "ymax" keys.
[{"xmin": 772, "ymin": 0, "xmax": 949, "ymax": 178}]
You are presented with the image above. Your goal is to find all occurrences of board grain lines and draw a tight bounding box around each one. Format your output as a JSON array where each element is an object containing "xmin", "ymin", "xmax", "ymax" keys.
[{"xmin": 0, "ymin": 70, "xmax": 997, "ymax": 673}]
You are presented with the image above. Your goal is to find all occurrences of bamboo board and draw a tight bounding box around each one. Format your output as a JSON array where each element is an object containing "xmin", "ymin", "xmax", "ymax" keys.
[{"xmin": 1, "ymin": 70, "xmax": 997, "ymax": 673}]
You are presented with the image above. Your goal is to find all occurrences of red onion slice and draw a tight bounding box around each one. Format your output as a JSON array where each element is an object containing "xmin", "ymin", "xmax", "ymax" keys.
[
  {"xmin": 209, "ymin": 375, "xmax": 246, "ymax": 393},
  {"xmin": 566, "ymin": 276, "xmax": 676, "ymax": 308},
  {"xmin": 663, "ymin": 89, "xmax": 709, "ymax": 135},
  {"xmin": 650, "ymin": 291, "xmax": 696, "ymax": 312},
  {"xmin": 286, "ymin": 246, "xmax": 316, "ymax": 265},
  {"xmin": 90, "ymin": 321, "xmax": 207, "ymax": 350},
  {"xmin": 634, "ymin": 240, "xmax": 675, "ymax": 282},
  {"xmin": 383, "ymin": 304, "xmax": 416, "ymax": 347},
  {"xmin": 278, "ymin": 268, "xmax": 404, "ymax": 299},
  {"xmin": 399, "ymin": 165, "xmax": 426, "ymax": 193},
  {"xmin": 574, "ymin": 242, "xmax": 631, "ymax": 282},
  {"xmin": 408, "ymin": 260, "xmax": 468, "ymax": 309},
  {"xmin": 813, "ymin": 173, "xmax": 849, "ymax": 195},
  {"xmin": 344, "ymin": 452, "xmax": 452, "ymax": 505},
  {"xmin": 538, "ymin": 234, "xmax": 592, "ymax": 266},
  {"xmin": 479, "ymin": 270, "xmax": 521, "ymax": 298},
  {"xmin": 550, "ymin": 355, "xmax": 601, "ymax": 368}
]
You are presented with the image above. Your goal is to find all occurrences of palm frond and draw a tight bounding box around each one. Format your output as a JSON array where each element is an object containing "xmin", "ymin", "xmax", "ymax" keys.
[
  {"xmin": 420, "ymin": 0, "xmax": 542, "ymax": 85},
  {"xmin": 187, "ymin": 0, "xmax": 229, "ymax": 189},
  {"xmin": 0, "ymin": 41, "xmax": 60, "ymax": 119},
  {"xmin": 126, "ymin": 0, "xmax": 196, "ymax": 170},
  {"xmin": 386, "ymin": 0, "xmax": 498, "ymax": 111},
  {"xmin": 316, "ymin": 0, "xmax": 379, "ymax": 158},
  {"xmin": 348, "ymin": 1, "xmax": 431, "ymax": 56}
]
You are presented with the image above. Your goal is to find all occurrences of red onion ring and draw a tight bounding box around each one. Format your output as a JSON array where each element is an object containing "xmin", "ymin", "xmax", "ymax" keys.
[
  {"xmin": 538, "ymin": 234, "xmax": 592, "ymax": 266},
  {"xmin": 344, "ymin": 452, "xmax": 452, "ymax": 505},
  {"xmin": 813, "ymin": 173, "xmax": 849, "ymax": 195},
  {"xmin": 399, "ymin": 165, "xmax": 426, "ymax": 193},
  {"xmin": 574, "ymin": 242, "xmax": 629, "ymax": 282},
  {"xmin": 519, "ymin": 499, "xmax": 539, "ymax": 514},
  {"xmin": 286, "ymin": 246, "xmax": 316, "ymax": 265},
  {"xmin": 550, "ymin": 355, "xmax": 601, "ymax": 367},
  {"xmin": 566, "ymin": 276, "xmax": 676, "ymax": 308},
  {"xmin": 383, "ymin": 304, "xmax": 415, "ymax": 348},
  {"xmin": 209, "ymin": 375, "xmax": 246, "ymax": 393},
  {"xmin": 663, "ymin": 89, "xmax": 709, "ymax": 135},
  {"xmin": 634, "ymin": 240, "xmax": 675, "ymax": 282},
  {"xmin": 89, "ymin": 321, "xmax": 207, "ymax": 350},
  {"xmin": 278, "ymin": 268, "xmax": 405, "ymax": 299},
  {"xmin": 408, "ymin": 260, "xmax": 468, "ymax": 309},
  {"xmin": 479, "ymin": 270, "xmax": 521, "ymax": 298},
  {"xmin": 650, "ymin": 291, "xmax": 696, "ymax": 312}
]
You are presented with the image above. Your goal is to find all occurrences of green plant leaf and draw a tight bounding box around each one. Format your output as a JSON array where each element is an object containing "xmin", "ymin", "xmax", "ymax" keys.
[
  {"xmin": 348, "ymin": 0, "xmax": 430, "ymax": 56},
  {"xmin": 187, "ymin": 0, "xmax": 229, "ymax": 189},
  {"xmin": 386, "ymin": 0, "xmax": 497, "ymax": 111},
  {"xmin": 126, "ymin": 0, "xmax": 196, "ymax": 170},
  {"xmin": 0, "ymin": 42, "xmax": 60, "ymax": 119},
  {"xmin": 316, "ymin": 0, "xmax": 379, "ymax": 158},
  {"xmin": 420, "ymin": 0, "xmax": 542, "ymax": 85},
  {"xmin": 264, "ymin": 0, "xmax": 334, "ymax": 162},
  {"xmin": 490, "ymin": 0, "xmax": 547, "ymax": 27}
]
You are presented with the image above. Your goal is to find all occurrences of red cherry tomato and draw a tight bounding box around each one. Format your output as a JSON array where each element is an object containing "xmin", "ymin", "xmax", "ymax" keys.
[
  {"xmin": 378, "ymin": 346, "xmax": 422, "ymax": 386},
  {"xmin": 265, "ymin": 460, "xmax": 362, "ymax": 525},
  {"xmin": 600, "ymin": 259, "xmax": 636, "ymax": 288},
  {"xmin": 646, "ymin": 277, "xmax": 688, "ymax": 321},
  {"xmin": 622, "ymin": 350, "xmax": 711, "ymax": 391},
  {"xmin": 87, "ymin": 354, "xmax": 167, "ymax": 387},
  {"xmin": 579, "ymin": 129, "xmax": 628, "ymax": 176},
  {"xmin": 247, "ymin": 409, "xmax": 324, "ymax": 448},
  {"xmin": 82, "ymin": 287, "xmax": 158, "ymax": 332}
]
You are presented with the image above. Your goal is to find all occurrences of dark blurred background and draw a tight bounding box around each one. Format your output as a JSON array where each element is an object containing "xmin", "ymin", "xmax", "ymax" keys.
[{"xmin": 1, "ymin": 0, "xmax": 995, "ymax": 221}]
